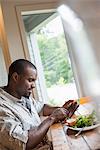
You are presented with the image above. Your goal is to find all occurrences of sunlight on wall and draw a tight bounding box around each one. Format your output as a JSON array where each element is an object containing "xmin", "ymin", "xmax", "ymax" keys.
[{"xmin": 58, "ymin": 5, "xmax": 100, "ymax": 97}]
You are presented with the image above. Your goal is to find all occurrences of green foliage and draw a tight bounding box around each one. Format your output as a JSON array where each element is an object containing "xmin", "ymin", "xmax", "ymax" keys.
[
  {"xmin": 73, "ymin": 111, "xmax": 96, "ymax": 128},
  {"xmin": 57, "ymin": 77, "xmax": 66, "ymax": 85},
  {"xmin": 37, "ymin": 32, "xmax": 74, "ymax": 87}
]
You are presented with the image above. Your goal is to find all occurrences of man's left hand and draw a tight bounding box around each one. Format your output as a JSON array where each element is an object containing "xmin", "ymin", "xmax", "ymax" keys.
[
  {"xmin": 63, "ymin": 100, "xmax": 74, "ymax": 109},
  {"xmin": 63, "ymin": 100, "xmax": 79, "ymax": 118}
]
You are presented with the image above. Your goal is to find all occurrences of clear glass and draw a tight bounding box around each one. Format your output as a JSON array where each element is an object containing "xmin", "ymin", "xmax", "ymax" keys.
[{"xmin": 22, "ymin": 12, "xmax": 78, "ymax": 106}]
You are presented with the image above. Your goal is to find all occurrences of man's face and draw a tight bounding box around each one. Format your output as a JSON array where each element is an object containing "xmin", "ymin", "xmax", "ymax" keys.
[{"xmin": 16, "ymin": 66, "xmax": 37, "ymax": 98}]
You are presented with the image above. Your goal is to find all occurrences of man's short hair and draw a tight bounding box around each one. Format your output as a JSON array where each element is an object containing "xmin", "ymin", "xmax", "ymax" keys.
[{"xmin": 8, "ymin": 59, "xmax": 37, "ymax": 82}]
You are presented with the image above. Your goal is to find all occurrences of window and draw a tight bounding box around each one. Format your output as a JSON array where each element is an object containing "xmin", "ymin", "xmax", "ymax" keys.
[{"xmin": 22, "ymin": 11, "xmax": 78, "ymax": 106}]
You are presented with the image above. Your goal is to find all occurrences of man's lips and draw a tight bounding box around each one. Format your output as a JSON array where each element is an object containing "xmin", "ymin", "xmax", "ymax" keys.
[{"xmin": 28, "ymin": 89, "xmax": 33, "ymax": 93}]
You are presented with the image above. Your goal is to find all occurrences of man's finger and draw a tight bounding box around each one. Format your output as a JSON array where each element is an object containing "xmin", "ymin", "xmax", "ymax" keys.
[
  {"xmin": 68, "ymin": 104, "xmax": 79, "ymax": 118},
  {"xmin": 63, "ymin": 100, "xmax": 74, "ymax": 108}
]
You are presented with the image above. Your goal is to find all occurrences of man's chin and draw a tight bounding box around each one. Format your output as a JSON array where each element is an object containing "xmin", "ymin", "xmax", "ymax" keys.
[{"xmin": 23, "ymin": 93, "xmax": 31, "ymax": 98}]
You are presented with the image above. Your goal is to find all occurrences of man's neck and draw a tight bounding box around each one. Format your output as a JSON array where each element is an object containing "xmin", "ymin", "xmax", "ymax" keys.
[{"xmin": 3, "ymin": 86, "xmax": 21, "ymax": 99}]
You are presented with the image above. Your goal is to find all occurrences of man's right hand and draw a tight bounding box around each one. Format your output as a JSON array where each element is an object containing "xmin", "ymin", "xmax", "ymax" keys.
[
  {"xmin": 50, "ymin": 101, "xmax": 79, "ymax": 123},
  {"xmin": 50, "ymin": 108, "xmax": 69, "ymax": 123}
]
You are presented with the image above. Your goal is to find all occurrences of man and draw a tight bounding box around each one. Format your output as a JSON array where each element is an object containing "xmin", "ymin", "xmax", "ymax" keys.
[{"xmin": 0, "ymin": 59, "xmax": 78, "ymax": 150}]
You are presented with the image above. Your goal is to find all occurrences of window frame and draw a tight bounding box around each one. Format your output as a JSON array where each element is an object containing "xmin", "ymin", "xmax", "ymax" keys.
[{"xmin": 16, "ymin": 3, "xmax": 81, "ymax": 102}]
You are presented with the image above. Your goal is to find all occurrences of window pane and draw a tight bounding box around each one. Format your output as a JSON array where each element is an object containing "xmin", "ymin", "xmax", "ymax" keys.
[
  {"xmin": 36, "ymin": 15, "xmax": 78, "ymax": 106},
  {"xmin": 23, "ymin": 12, "xmax": 78, "ymax": 106}
]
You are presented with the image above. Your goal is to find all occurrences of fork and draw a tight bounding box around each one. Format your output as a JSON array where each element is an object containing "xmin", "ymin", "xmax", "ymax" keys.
[{"xmin": 75, "ymin": 128, "xmax": 83, "ymax": 137}]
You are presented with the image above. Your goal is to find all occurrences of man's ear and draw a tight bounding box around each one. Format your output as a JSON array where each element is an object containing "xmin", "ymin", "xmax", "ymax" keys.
[{"xmin": 12, "ymin": 72, "xmax": 19, "ymax": 82}]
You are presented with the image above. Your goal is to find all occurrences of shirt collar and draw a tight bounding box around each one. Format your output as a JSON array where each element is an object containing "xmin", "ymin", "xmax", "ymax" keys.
[{"xmin": 0, "ymin": 87, "xmax": 23, "ymax": 103}]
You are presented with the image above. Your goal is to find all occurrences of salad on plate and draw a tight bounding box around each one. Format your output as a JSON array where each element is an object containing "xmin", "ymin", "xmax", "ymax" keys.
[{"xmin": 64, "ymin": 111, "xmax": 100, "ymax": 131}]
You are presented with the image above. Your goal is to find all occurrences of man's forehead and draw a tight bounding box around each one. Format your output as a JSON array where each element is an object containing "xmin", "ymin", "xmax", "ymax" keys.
[
  {"xmin": 24, "ymin": 65, "xmax": 36, "ymax": 70},
  {"xmin": 24, "ymin": 66, "xmax": 37, "ymax": 74}
]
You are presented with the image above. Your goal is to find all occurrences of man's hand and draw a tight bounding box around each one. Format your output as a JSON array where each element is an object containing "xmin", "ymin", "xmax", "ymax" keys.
[
  {"xmin": 43, "ymin": 100, "xmax": 79, "ymax": 119},
  {"xmin": 50, "ymin": 108, "xmax": 69, "ymax": 123},
  {"xmin": 63, "ymin": 100, "xmax": 75, "ymax": 109},
  {"xmin": 63, "ymin": 100, "xmax": 79, "ymax": 118}
]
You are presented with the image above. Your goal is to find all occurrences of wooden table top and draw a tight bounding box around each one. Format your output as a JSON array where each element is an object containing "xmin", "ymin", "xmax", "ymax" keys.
[
  {"xmin": 49, "ymin": 102, "xmax": 100, "ymax": 150},
  {"xmin": 50, "ymin": 123, "xmax": 100, "ymax": 150}
]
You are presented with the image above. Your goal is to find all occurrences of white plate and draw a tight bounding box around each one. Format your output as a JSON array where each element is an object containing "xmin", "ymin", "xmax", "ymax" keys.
[{"xmin": 68, "ymin": 123, "xmax": 100, "ymax": 131}]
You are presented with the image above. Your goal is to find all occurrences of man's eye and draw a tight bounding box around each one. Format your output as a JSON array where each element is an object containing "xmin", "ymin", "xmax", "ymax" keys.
[
  {"xmin": 28, "ymin": 78, "xmax": 35, "ymax": 82},
  {"xmin": 28, "ymin": 79, "xmax": 33, "ymax": 82}
]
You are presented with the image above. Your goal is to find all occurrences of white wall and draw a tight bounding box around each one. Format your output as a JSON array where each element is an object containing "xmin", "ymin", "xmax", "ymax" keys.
[{"xmin": 1, "ymin": 2, "xmax": 25, "ymax": 62}]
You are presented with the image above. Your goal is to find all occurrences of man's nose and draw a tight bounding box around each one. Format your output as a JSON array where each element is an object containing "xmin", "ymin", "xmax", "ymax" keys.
[{"xmin": 31, "ymin": 82, "xmax": 35, "ymax": 88}]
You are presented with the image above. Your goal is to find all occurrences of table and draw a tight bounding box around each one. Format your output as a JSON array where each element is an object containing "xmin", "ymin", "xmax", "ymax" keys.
[
  {"xmin": 50, "ymin": 123, "xmax": 100, "ymax": 150},
  {"xmin": 49, "ymin": 102, "xmax": 100, "ymax": 150}
]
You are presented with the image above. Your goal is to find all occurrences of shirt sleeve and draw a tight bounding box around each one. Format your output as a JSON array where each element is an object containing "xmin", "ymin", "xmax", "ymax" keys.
[{"xmin": 0, "ymin": 106, "xmax": 28, "ymax": 150}]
